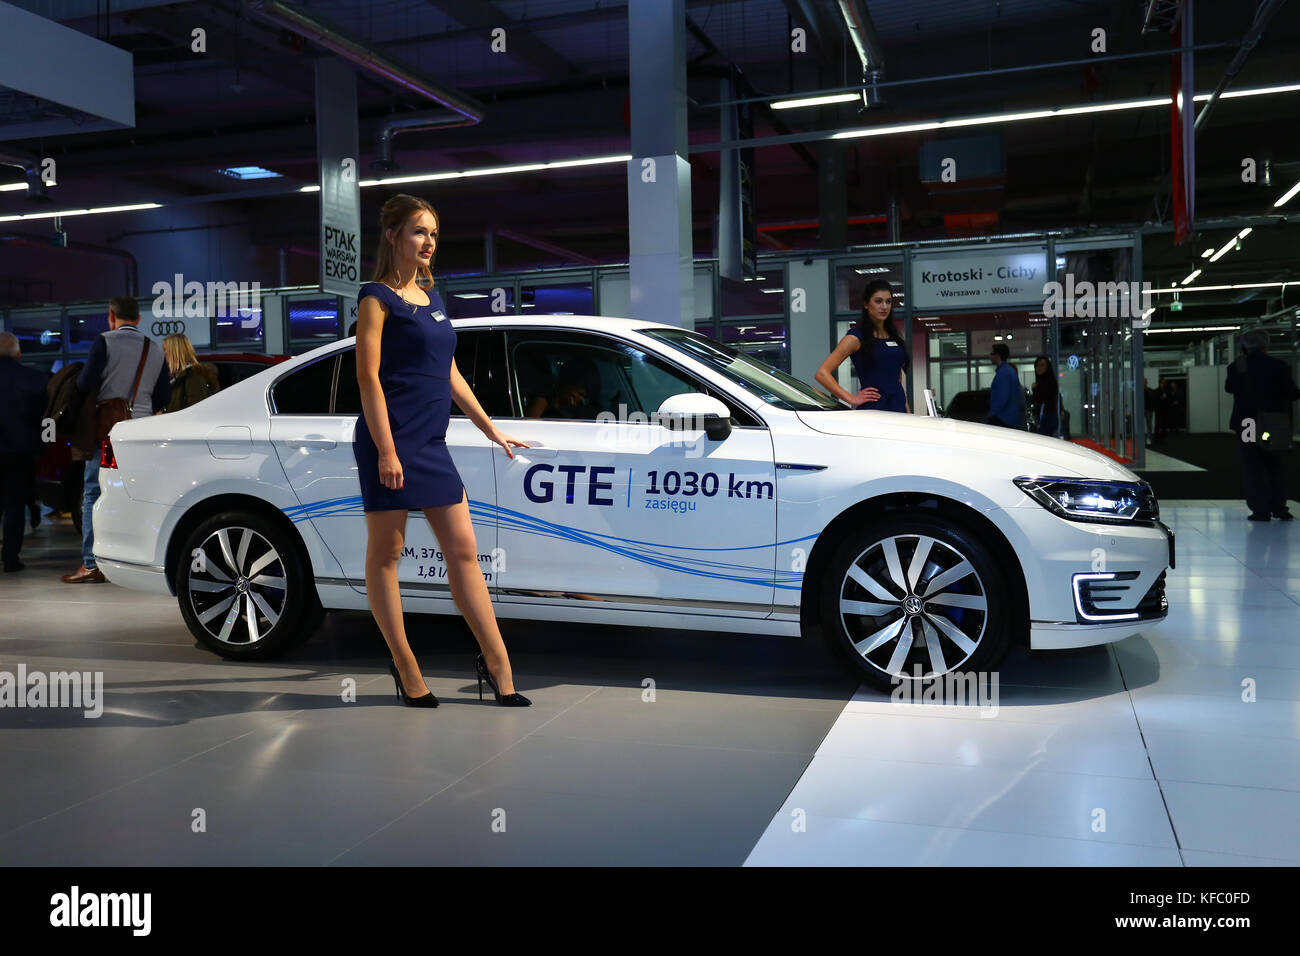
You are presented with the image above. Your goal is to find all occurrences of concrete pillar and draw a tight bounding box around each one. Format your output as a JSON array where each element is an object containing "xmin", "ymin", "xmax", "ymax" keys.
[
  {"xmin": 787, "ymin": 258, "xmax": 831, "ymax": 386},
  {"xmin": 627, "ymin": 0, "xmax": 693, "ymax": 327},
  {"xmin": 817, "ymin": 143, "xmax": 847, "ymax": 249}
]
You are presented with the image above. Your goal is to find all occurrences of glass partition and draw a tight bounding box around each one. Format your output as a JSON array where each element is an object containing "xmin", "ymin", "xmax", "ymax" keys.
[
  {"xmin": 67, "ymin": 310, "xmax": 108, "ymax": 351},
  {"xmin": 519, "ymin": 279, "xmax": 593, "ymax": 316},
  {"xmin": 8, "ymin": 309, "xmax": 62, "ymax": 354},
  {"xmin": 445, "ymin": 285, "xmax": 514, "ymax": 318},
  {"xmin": 285, "ymin": 296, "xmax": 337, "ymax": 354}
]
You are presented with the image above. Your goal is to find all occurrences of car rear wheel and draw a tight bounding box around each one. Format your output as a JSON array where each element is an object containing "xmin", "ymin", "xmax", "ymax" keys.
[
  {"xmin": 175, "ymin": 510, "xmax": 322, "ymax": 659},
  {"xmin": 819, "ymin": 513, "xmax": 1011, "ymax": 691}
]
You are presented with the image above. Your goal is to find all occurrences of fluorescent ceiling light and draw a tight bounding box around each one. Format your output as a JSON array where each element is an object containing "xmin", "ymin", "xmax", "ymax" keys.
[
  {"xmin": 1181, "ymin": 268, "xmax": 1202, "ymax": 284},
  {"xmin": 1207, "ymin": 237, "xmax": 1236, "ymax": 262},
  {"xmin": 1143, "ymin": 325, "xmax": 1241, "ymax": 334},
  {"xmin": 453, "ymin": 292, "xmax": 488, "ymax": 299},
  {"xmin": 0, "ymin": 202, "xmax": 163, "ymax": 222},
  {"xmin": 299, "ymin": 154, "xmax": 633, "ymax": 193},
  {"xmin": 832, "ymin": 84, "xmax": 1300, "ymax": 141},
  {"xmin": 1201, "ymin": 247, "xmax": 1215, "ymax": 258},
  {"xmin": 0, "ymin": 182, "xmax": 26, "ymax": 192},
  {"xmin": 1274, "ymin": 178, "xmax": 1300, "ymax": 208},
  {"xmin": 218, "ymin": 166, "xmax": 282, "ymax": 180},
  {"xmin": 1148, "ymin": 281, "xmax": 1291, "ymax": 293},
  {"xmin": 1212, "ymin": 83, "xmax": 1300, "ymax": 100},
  {"xmin": 760, "ymin": 288, "xmax": 784, "ymax": 293},
  {"xmin": 855, "ymin": 266, "xmax": 891, "ymax": 274},
  {"xmin": 771, "ymin": 93, "xmax": 860, "ymax": 110}
]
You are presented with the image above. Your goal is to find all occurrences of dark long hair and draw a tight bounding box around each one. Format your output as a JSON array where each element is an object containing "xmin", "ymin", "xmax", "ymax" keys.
[
  {"xmin": 1034, "ymin": 354, "xmax": 1058, "ymax": 404},
  {"xmin": 854, "ymin": 279, "xmax": 909, "ymax": 371}
]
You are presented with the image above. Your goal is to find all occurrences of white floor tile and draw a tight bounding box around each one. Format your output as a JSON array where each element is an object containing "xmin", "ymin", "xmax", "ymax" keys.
[
  {"xmin": 1161, "ymin": 781, "xmax": 1300, "ymax": 862},
  {"xmin": 745, "ymin": 813, "xmax": 1183, "ymax": 866}
]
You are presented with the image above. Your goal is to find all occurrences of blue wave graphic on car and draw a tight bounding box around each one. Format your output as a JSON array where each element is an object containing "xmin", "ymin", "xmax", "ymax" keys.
[{"xmin": 283, "ymin": 496, "xmax": 812, "ymax": 589}]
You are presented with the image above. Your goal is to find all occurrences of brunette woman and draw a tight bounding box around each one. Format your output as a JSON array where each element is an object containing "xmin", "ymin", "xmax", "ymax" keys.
[
  {"xmin": 814, "ymin": 279, "xmax": 910, "ymax": 413},
  {"xmin": 1032, "ymin": 355, "xmax": 1060, "ymax": 436}
]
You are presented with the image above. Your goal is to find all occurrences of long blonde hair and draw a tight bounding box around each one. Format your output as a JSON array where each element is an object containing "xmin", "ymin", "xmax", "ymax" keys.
[
  {"xmin": 162, "ymin": 334, "xmax": 198, "ymax": 375},
  {"xmin": 372, "ymin": 194, "xmax": 439, "ymax": 289}
]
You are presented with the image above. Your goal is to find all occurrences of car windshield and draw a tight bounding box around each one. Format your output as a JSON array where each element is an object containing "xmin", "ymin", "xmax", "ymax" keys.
[{"xmin": 640, "ymin": 328, "xmax": 843, "ymax": 411}]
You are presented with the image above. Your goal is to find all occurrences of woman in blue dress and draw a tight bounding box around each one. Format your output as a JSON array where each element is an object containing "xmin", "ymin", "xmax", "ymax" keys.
[
  {"xmin": 355, "ymin": 193, "xmax": 531, "ymax": 707},
  {"xmin": 814, "ymin": 279, "xmax": 911, "ymax": 413}
]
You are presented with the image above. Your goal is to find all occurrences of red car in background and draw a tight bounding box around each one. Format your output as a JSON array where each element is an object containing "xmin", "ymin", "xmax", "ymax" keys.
[{"xmin": 38, "ymin": 353, "xmax": 290, "ymax": 530}]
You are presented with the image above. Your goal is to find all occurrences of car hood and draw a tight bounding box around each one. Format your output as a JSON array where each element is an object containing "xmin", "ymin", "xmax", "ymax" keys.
[{"xmin": 794, "ymin": 410, "xmax": 1140, "ymax": 481}]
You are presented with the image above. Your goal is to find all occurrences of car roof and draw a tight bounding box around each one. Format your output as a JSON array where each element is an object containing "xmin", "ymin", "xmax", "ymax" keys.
[{"xmin": 448, "ymin": 315, "xmax": 682, "ymax": 334}]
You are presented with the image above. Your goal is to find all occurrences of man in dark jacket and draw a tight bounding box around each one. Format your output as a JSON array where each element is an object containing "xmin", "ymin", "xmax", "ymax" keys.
[
  {"xmin": 1226, "ymin": 329, "xmax": 1300, "ymax": 521},
  {"xmin": 0, "ymin": 332, "xmax": 50, "ymax": 572},
  {"xmin": 62, "ymin": 297, "xmax": 171, "ymax": 583},
  {"xmin": 985, "ymin": 344, "xmax": 1022, "ymax": 428}
]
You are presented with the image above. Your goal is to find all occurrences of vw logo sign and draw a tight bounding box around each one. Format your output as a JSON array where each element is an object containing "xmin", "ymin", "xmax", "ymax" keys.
[
  {"xmin": 152, "ymin": 320, "xmax": 186, "ymax": 336},
  {"xmin": 1068, "ymin": 354, "xmax": 1079, "ymax": 370}
]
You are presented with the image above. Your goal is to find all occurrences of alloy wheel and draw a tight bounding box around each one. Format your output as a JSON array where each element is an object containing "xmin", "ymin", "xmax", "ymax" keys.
[
  {"xmin": 186, "ymin": 526, "xmax": 288, "ymax": 646},
  {"xmin": 837, "ymin": 533, "xmax": 988, "ymax": 679}
]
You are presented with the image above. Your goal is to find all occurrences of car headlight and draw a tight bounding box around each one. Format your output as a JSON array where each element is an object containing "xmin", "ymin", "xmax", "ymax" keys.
[{"xmin": 1014, "ymin": 477, "xmax": 1159, "ymax": 524}]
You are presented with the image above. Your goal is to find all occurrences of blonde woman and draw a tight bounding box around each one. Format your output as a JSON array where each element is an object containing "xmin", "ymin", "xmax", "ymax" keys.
[
  {"xmin": 162, "ymin": 334, "xmax": 218, "ymax": 413},
  {"xmin": 354, "ymin": 193, "xmax": 532, "ymax": 707}
]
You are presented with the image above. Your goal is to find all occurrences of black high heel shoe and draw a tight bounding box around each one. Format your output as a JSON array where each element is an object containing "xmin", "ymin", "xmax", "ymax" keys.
[
  {"xmin": 389, "ymin": 662, "xmax": 439, "ymax": 707},
  {"xmin": 475, "ymin": 652, "xmax": 531, "ymax": 706}
]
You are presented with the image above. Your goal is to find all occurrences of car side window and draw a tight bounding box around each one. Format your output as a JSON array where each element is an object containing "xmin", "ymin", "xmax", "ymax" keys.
[
  {"xmin": 449, "ymin": 331, "xmax": 477, "ymax": 417},
  {"xmin": 506, "ymin": 331, "xmax": 734, "ymax": 422},
  {"xmin": 334, "ymin": 349, "xmax": 361, "ymax": 414},
  {"xmin": 331, "ymin": 333, "xmax": 479, "ymax": 416},
  {"xmin": 271, "ymin": 356, "xmax": 337, "ymax": 414},
  {"xmin": 472, "ymin": 330, "xmax": 513, "ymax": 417}
]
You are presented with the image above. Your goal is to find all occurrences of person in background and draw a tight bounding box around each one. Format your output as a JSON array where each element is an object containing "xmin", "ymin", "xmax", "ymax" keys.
[
  {"xmin": 1226, "ymin": 329, "xmax": 1300, "ymax": 521},
  {"xmin": 0, "ymin": 332, "xmax": 49, "ymax": 572},
  {"xmin": 986, "ymin": 343, "xmax": 1022, "ymax": 429},
  {"xmin": 62, "ymin": 297, "xmax": 171, "ymax": 583},
  {"xmin": 162, "ymin": 334, "xmax": 219, "ymax": 412},
  {"xmin": 1032, "ymin": 355, "xmax": 1060, "ymax": 437},
  {"xmin": 814, "ymin": 279, "xmax": 910, "ymax": 413},
  {"xmin": 1144, "ymin": 380, "xmax": 1160, "ymax": 444}
]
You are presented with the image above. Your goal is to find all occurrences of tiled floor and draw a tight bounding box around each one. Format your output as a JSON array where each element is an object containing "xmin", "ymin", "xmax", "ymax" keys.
[
  {"xmin": 747, "ymin": 499, "xmax": 1300, "ymax": 866},
  {"xmin": 1, "ymin": 501, "xmax": 1297, "ymax": 865}
]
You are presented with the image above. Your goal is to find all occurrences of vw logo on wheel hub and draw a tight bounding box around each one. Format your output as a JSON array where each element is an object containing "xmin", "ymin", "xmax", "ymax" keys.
[{"xmin": 903, "ymin": 595, "xmax": 923, "ymax": 616}]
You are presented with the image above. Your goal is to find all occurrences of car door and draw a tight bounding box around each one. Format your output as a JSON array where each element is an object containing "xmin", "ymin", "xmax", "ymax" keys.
[
  {"xmin": 490, "ymin": 328, "xmax": 776, "ymax": 612},
  {"xmin": 268, "ymin": 333, "xmax": 496, "ymax": 596}
]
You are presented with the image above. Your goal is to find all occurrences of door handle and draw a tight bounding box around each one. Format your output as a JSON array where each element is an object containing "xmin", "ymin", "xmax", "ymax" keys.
[
  {"xmin": 514, "ymin": 444, "xmax": 557, "ymax": 458},
  {"xmin": 282, "ymin": 436, "xmax": 337, "ymax": 450}
]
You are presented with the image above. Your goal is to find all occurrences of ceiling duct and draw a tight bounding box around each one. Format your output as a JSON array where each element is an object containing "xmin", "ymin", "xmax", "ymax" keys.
[
  {"xmin": 243, "ymin": 0, "xmax": 484, "ymax": 167},
  {"xmin": 836, "ymin": 0, "xmax": 886, "ymax": 106}
]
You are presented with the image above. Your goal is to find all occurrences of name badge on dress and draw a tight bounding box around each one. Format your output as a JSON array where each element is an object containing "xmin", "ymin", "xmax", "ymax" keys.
[
  {"xmin": 431, "ymin": 310, "xmax": 447, "ymax": 323},
  {"xmin": 884, "ymin": 340, "xmax": 899, "ymax": 347}
]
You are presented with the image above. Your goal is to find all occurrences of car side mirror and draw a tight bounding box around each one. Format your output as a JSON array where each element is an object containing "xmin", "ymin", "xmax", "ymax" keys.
[{"xmin": 656, "ymin": 393, "xmax": 732, "ymax": 441}]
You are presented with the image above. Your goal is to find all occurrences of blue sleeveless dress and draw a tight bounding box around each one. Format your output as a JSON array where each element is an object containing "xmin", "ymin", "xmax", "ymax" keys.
[
  {"xmin": 847, "ymin": 327, "xmax": 908, "ymax": 413},
  {"xmin": 352, "ymin": 282, "xmax": 465, "ymax": 511}
]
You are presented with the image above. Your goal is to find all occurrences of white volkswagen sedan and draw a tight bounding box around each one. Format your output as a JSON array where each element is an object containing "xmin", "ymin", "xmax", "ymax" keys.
[{"xmin": 92, "ymin": 317, "xmax": 1171, "ymax": 690}]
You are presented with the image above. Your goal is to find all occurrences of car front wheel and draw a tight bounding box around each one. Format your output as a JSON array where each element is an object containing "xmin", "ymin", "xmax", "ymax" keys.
[
  {"xmin": 820, "ymin": 513, "xmax": 1012, "ymax": 691},
  {"xmin": 175, "ymin": 510, "xmax": 322, "ymax": 659}
]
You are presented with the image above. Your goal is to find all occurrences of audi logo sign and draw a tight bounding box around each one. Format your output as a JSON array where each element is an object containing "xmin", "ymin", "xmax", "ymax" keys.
[{"xmin": 152, "ymin": 321, "xmax": 187, "ymax": 335}]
